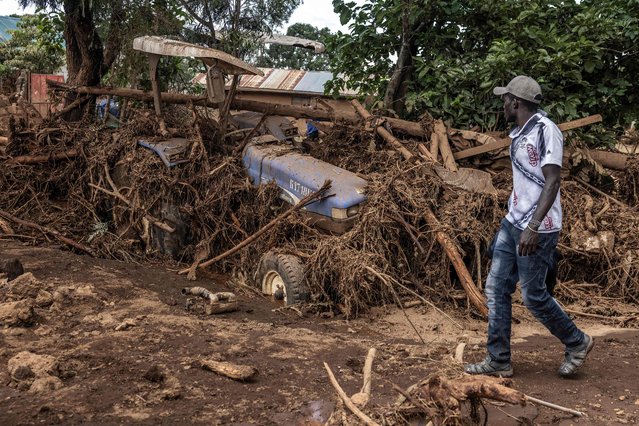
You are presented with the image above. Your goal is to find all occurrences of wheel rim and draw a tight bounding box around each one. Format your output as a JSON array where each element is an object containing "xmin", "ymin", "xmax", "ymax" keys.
[{"xmin": 262, "ymin": 270, "xmax": 287, "ymax": 303}]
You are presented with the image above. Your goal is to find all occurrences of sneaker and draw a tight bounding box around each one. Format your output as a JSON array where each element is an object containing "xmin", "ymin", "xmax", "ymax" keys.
[
  {"xmin": 558, "ymin": 334, "xmax": 594, "ymax": 377},
  {"xmin": 465, "ymin": 356, "xmax": 513, "ymax": 377}
]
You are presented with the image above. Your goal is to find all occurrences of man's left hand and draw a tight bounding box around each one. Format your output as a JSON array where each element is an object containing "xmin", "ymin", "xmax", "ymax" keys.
[{"xmin": 518, "ymin": 228, "xmax": 538, "ymax": 256}]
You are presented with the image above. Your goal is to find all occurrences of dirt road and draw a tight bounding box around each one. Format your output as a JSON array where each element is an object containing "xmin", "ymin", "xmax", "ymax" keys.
[{"xmin": 1, "ymin": 241, "xmax": 637, "ymax": 425}]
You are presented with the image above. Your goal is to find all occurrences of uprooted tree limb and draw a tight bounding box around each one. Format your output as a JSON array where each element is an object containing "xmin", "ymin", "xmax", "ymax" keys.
[
  {"xmin": 6, "ymin": 149, "xmax": 79, "ymax": 165},
  {"xmin": 424, "ymin": 208, "xmax": 488, "ymax": 317},
  {"xmin": 351, "ymin": 99, "xmax": 418, "ymax": 162},
  {"xmin": 0, "ymin": 209, "xmax": 95, "ymax": 256}
]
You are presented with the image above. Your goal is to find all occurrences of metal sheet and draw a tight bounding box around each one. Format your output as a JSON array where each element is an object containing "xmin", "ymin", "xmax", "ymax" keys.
[
  {"xmin": 132, "ymin": 36, "xmax": 263, "ymax": 76},
  {"xmin": 29, "ymin": 73, "xmax": 64, "ymax": 117},
  {"xmin": 294, "ymin": 71, "xmax": 333, "ymax": 94}
]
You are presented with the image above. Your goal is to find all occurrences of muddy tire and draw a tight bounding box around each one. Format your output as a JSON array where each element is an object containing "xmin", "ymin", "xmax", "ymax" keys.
[{"xmin": 256, "ymin": 252, "xmax": 308, "ymax": 305}]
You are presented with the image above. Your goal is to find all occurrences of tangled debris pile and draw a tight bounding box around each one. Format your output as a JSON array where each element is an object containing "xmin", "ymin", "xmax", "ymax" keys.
[{"xmin": 0, "ymin": 90, "xmax": 638, "ymax": 323}]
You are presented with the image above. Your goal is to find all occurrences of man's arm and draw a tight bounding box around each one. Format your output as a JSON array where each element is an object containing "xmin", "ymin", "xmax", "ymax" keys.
[{"xmin": 518, "ymin": 164, "xmax": 561, "ymax": 256}]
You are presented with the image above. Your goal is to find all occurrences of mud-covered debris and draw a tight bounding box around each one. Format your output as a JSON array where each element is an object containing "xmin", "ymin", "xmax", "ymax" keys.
[
  {"xmin": 115, "ymin": 318, "xmax": 136, "ymax": 331},
  {"xmin": 28, "ymin": 376, "xmax": 64, "ymax": 394},
  {"xmin": 35, "ymin": 290, "xmax": 54, "ymax": 308},
  {"xmin": 7, "ymin": 272, "xmax": 42, "ymax": 300},
  {"xmin": 201, "ymin": 359, "xmax": 258, "ymax": 381},
  {"xmin": 8, "ymin": 351, "xmax": 58, "ymax": 378},
  {"xmin": 143, "ymin": 364, "xmax": 165, "ymax": 383},
  {"xmin": 572, "ymin": 230, "xmax": 616, "ymax": 253},
  {"xmin": 0, "ymin": 300, "xmax": 35, "ymax": 327},
  {"xmin": 143, "ymin": 364, "xmax": 181, "ymax": 400},
  {"xmin": 393, "ymin": 374, "xmax": 526, "ymax": 425},
  {"xmin": 0, "ymin": 258, "xmax": 23, "ymax": 281},
  {"xmin": 7, "ymin": 351, "xmax": 62, "ymax": 393}
]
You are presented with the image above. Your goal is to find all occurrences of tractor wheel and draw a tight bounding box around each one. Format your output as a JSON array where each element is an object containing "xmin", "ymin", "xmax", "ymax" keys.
[{"xmin": 256, "ymin": 251, "xmax": 308, "ymax": 305}]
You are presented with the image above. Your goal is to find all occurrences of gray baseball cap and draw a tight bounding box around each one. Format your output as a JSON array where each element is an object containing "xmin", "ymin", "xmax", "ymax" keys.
[{"xmin": 493, "ymin": 75, "xmax": 543, "ymax": 104}]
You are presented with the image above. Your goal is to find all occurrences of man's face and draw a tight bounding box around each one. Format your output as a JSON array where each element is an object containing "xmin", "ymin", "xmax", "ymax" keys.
[{"xmin": 502, "ymin": 94, "xmax": 517, "ymax": 123}]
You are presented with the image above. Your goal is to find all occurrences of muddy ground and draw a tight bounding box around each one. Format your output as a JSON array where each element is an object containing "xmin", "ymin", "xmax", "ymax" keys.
[{"xmin": 0, "ymin": 240, "xmax": 638, "ymax": 425}]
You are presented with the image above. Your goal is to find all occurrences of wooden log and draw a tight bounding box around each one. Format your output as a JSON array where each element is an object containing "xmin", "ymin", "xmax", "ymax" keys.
[
  {"xmin": 46, "ymin": 80, "xmax": 352, "ymax": 122},
  {"xmin": 200, "ymin": 359, "xmax": 258, "ymax": 381},
  {"xmin": 418, "ymin": 143, "xmax": 436, "ymax": 162},
  {"xmin": 558, "ymin": 114, "xmax": 602, "ymax": 132},
  {"xmin": 449, "ymin": 129, "xmax": 498, "ymax": 146},
  {"xmin": 429, "ymin": 131, "xmax": 439, "ymax": 160},
  {"xmin": 205, "ymin": 301, "xmax": 239, "ymax": 314},
  {"xmin": 586, "ymin": 149, "xmax": 628, "ymax": 171},
  {"xmin": 6, "ymin": 149, "xmax": 79, "ymax": 165},
  {"xmin": 351, "ymin": 100, "xmax": 414, "ymax": 161},
  {"xmin": 385, "ymin": 117, "xmax": 423, "ymax": 136},
  {"xmin": 453, "ymin": 115, "xmax": 604, "ymax": 161},
  {"xmin": 0, "ymin": 209, "xmax": 95, "ymax": 256},
  {"xmin": 434, "ymin": 120, "xmax": 458, "ymax": 171},
  {"xmin": 423, "ymin": 207, "xmax": 487, "ymax": 316},
  {"xmin": 454, "ymin": 342, "xmax": 466, "ymax": 363},
  {"xmin": 453, "ymin": 137, "xmax": 511, "ymax": 160},
  {"xmin": 422, "ymin": 375, "xmax": 526, "ymax": 406}
]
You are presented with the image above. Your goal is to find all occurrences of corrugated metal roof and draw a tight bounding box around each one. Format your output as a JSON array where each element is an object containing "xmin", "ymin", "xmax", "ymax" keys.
[
  {"xmin": 0, "ymin": 16, "xmax": 20, "ymax": 43},
  {"xmin": 193, "ymin": 67, "xmax": 357, "ymax": 96}
]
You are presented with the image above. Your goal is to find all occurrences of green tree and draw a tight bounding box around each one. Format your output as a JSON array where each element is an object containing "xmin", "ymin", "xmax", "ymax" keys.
[
  {"xmin": 177, "ymin": 0, "xmax": 303, "ymax": 56},
  {"xmin": 19, "ymin": 0, "xmax": 185, "ymax": 88},
  {"xmin": 256, "ymin": 23, "xmax": 332, "ymax": 71},
  {"xmin": 0, "ymin": 13, "xmax": 65, "ymax": 78},
  {"xmin": 327, "ymin": 0, "xmax": 639, "ymax": 130}
]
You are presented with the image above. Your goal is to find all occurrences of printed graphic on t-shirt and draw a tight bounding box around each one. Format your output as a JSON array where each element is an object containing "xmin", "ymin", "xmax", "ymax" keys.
[
  {"xmin": 513, "ymin": 190, "xmax": 518, "ymax": 206},
  {"xmin": 544, "ymin": 216, "xmax": 553, "ymax": 230},
  {"xmin": 526, "ymin": 144, "xmax": 539, "ymax": 167}
]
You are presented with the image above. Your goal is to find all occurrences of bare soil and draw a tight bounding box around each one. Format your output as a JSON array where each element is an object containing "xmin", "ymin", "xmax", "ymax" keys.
[{"xmin": 1, "ymin": 241, "xmax": 637, "ymax": 425}]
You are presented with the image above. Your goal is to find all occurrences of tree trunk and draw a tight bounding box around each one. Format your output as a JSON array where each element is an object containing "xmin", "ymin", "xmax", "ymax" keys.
[
  {"xmin": 383, "ymin": 1, "xmax": 414, "ymax": 115},
  {"xmin": 102, "ymin": 1, "xmax": 126, "ymax": 75},
  {"xmin": 63, "ymin": 0, "xmax": 104, "ymax": 120}
]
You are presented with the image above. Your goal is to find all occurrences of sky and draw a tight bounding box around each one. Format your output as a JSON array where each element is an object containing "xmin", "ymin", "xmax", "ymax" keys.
[{"xmin": 0, "ymin": 0, "xmax": 356, "ymax": 33}]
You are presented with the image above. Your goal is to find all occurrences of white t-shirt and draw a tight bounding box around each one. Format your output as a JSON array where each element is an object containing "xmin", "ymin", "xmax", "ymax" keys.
[{"xmin": 506, "ymin": 111, "xmax": 563, "ymax": 233}]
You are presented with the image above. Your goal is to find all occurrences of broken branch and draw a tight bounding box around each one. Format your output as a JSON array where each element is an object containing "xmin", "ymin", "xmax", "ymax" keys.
[
  {"xmin": 424, "ymin": 207, "xmax": 488, "ymax": 316},
  {"xmin": 434, "ymin": 119, "xmax": 458, "ymax": 172},
  {"xmin": 6, "ymin": 149, "xmax": 78, "ymax": 165},
  {"xmin": 0, "ymin": 209, "xmax": 95, "ymax": 256},
  {"xmin": 324, "ymin": 362, "xmax": 380, "ymax": 426},
  {"xmin": 351, "ymin": 100, "xmax": 416, "ymax": 161},
  {"xmin": 525, "ymin": 395, "xmax": 583, "ymax": 417}
]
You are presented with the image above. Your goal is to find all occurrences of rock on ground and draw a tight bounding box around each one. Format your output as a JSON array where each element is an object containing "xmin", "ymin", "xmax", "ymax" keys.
[
  {"xmin": 6, "ymin": 272, "xmax": 44, "ymax": 300},
  {"xmin": 7, "ymin": 351, "xmax": 62, "ymax": 394},
  {"xmin": 0, "ymin": 300, "xmax": 35, "ymax": 327}
]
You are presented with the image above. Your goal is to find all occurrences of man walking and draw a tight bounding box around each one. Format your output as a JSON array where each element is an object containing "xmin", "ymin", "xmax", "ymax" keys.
[{"xmin": 465, "ymin": 76, "xmax": 593, "ymax": 378}]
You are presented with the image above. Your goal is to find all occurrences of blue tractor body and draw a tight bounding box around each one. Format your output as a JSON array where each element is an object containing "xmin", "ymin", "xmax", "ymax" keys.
[{"xmin": 242, "ymin": 138, "xmax": 368, "ymax": 233}]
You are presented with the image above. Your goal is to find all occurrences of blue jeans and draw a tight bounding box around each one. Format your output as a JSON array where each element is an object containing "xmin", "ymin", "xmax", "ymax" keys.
[{"xmin": 486, "ymin": 219, "xmax": 585, "ymax": 363}]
